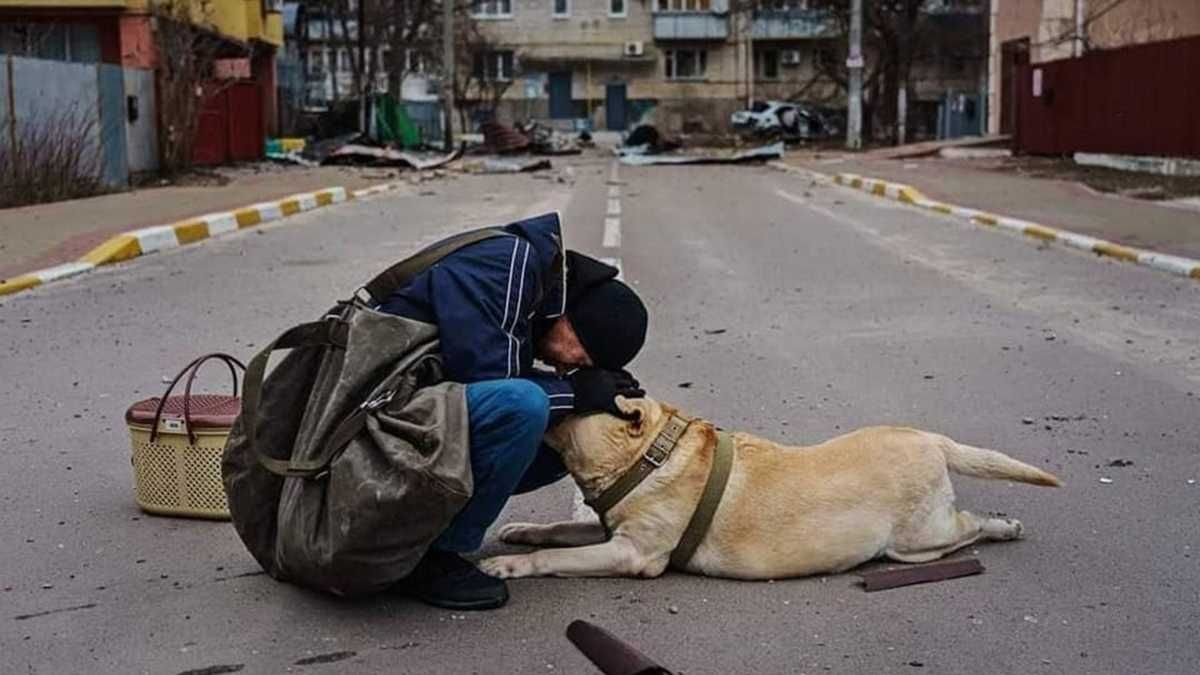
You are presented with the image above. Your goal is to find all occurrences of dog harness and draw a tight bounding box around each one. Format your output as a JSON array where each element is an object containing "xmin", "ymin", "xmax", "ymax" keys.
[{"xmin": 584, "ymin": 413, "xmax": 736, "ymax": 569}]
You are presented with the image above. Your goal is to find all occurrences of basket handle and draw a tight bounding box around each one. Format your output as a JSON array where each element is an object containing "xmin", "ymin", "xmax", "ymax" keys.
[{"xmin": 149, "ymin": 353, "xmax": 246, "ymax": 445}]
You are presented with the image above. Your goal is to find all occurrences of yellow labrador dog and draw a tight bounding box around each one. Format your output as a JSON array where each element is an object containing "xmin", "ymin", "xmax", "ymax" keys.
[{"xmin": 480, "ymin": 397, "xmax": 1060, "ymax": 581}]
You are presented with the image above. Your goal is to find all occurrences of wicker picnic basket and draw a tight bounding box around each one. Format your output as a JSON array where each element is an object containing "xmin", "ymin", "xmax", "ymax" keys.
[{"xmin": 125, "ymin": 353, "xmax": 244, "ymax": 520}]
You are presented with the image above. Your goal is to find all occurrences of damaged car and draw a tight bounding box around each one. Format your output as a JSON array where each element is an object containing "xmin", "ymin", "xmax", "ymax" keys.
[{"xmin": 731, "ymin": 100, "xmax": 839, "ymax": 141}]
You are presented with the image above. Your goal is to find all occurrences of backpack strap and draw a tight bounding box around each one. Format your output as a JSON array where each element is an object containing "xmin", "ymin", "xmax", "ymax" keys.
[
  {"xmin": 242, "ymin": 226, "xmax": 510, "ymax": 478},
  {"xmin": 356, "ymin": 226, "xmax": 511, "ymax": 305}
]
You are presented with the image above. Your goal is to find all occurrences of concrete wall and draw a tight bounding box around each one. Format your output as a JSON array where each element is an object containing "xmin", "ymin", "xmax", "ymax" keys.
[{"xmin": 122, "ymin": 66, "xmax": 157, "ymax": 172}]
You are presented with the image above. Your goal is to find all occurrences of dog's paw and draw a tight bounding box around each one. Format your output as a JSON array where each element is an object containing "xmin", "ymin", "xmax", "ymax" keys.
[
  {"xmin": 497, "ymin": 522, "xmax": 542, "ymax": 546},
  {"xmin": 478, "ymin": 554, "xmax": 536, "ymax": 579},
  {"xmin": 1006, "ymin": 518, "xmax": 1025, "ymax": 540}
]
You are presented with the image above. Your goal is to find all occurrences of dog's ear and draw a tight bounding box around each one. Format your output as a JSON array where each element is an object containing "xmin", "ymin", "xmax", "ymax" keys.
[{"xmin": 614, "ymin": 395, "xmax": 647, "ymax": 420}]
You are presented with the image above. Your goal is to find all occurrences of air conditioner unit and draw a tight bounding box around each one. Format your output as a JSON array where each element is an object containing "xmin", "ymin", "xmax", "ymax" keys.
[
  {"xmin": 624, "ymin": 41, "xmax": 645, "ymax": 58},
  {"xmin": 782, "ymin": 50, "xmax": 803, "ymax": 66}
]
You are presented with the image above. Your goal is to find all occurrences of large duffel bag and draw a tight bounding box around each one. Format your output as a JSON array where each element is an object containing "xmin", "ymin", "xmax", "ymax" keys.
[{"xmin": 221, "ymin": 227, "xmax": 506, "ymax": 597}]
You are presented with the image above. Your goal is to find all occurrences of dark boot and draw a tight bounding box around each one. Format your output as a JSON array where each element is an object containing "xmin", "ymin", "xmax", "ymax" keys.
[{"xmin": 400, "ymin": 549, "xmax": 509, "ymax": 611}]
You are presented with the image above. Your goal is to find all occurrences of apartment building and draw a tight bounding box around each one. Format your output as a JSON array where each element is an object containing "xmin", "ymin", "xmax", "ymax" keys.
[{"xmin": 475, "ymin": 0, "xmax": 839, "ymax": 133}]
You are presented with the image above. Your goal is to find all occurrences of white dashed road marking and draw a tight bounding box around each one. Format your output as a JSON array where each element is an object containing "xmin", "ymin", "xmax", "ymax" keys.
[{"xmin": 603, "ymin": 217, "xmax": 621, "ymax": 248}]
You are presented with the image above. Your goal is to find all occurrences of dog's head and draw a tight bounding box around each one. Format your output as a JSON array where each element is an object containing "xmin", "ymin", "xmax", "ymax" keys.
[{"xmin": 545, "ymin": 396, "xmax": 674, "ymax": 493}]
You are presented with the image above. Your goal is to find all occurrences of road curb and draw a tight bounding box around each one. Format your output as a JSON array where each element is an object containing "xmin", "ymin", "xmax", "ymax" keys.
[
  {"xmin": 0, "ymin": 182, "xmax": 407, "ymax": 298},
  {"xmin": 768, "ymin": 162, "xmax": 1200, "ymax": 282}
]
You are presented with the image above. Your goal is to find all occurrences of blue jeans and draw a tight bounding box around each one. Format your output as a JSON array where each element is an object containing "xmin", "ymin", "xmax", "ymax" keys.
[{"xmin": 433, "ymin": 379, "xmax": 568, "ymax": 552}]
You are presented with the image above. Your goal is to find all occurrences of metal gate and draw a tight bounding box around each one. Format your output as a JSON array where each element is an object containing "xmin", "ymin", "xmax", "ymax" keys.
[
  {"xmin": 192, "ymin": 82, "xmax": 264, "ymax": 165},
  {"xmin": 1016, "ymin": 35, "xmax": 1200, "ymax": 158}
]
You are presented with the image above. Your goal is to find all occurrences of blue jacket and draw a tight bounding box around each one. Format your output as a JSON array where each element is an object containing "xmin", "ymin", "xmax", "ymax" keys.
[{"xmin": 378, "ymin": 213, "xmax": 576, "ymax": 421}]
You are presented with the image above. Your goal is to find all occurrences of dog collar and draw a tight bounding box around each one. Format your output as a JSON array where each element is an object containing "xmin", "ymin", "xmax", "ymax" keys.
[{"xmin": 585, "ymin": 413, "xmax": 693, "ymax": 518}]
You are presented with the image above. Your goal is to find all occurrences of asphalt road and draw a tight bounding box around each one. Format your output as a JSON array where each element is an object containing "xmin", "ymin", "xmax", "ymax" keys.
[{"xmin": 3, "ymin": 153, "xmax": 1199, "ymax": 674}]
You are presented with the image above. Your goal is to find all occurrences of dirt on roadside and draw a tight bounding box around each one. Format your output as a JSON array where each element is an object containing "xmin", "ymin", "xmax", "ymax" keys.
[{"xmin": 975, "ymin": 155, "xmax": 1200, "ymax": 201}]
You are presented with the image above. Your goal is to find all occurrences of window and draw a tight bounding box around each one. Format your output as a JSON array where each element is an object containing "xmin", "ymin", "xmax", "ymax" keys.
[
  {"xmin": 0, "ymin": 22, "xmax": 99, "ymax": 63},
  {"xmin": 610, "ymin": 0, "xmax": 626, "ymax": 17},
  {"xmin": 472, "ymin": 0, "xmax": 512, "ymax": 18},
  {"xmin": 473, "ymin": 50, "xmax": 514, "ymax": 82},
  {"xmin": 307, "ymin": 49, "xmax": 324, "ymax": 75},
  {"xmin": 656, "ymin": 0, "xmax": 710, "ymax": 11},
  {"xmin": 757, "ymin": 49, "xmax": 780, "ymax": 80},
  {"xmin": 554, "ymin": 0, "xmax": 569, "ymax": 18},
  {"xmin": 664, "ymin": 49, "xmax": 707, "ymax": 80}
]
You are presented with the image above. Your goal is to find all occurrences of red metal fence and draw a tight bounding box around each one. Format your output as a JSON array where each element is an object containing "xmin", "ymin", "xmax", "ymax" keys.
[{"xmin": 1015, "ymin": 35, "xmax": 1200, "ymax": 158}]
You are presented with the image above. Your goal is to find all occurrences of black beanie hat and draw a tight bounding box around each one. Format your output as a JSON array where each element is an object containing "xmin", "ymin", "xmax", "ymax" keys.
[{"xmin": 564, "ymin": 252, "xmax": 648, "ymax": 370}]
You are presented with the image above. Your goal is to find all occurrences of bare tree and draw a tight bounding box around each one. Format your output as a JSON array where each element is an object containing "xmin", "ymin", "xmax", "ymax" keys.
[
  {"xmin": 151, "ymin": 0, "xmax": 239, "ymax": 174},
  {"xmin": 781, "ymin": 0, "xmax": 987, "ymax": 143},
  {"xmin": 458, "ymin": 28, "xmax": 516, "ymax": 131}
]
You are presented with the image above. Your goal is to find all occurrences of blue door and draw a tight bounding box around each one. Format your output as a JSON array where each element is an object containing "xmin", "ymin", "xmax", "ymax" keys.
[
  {"xmin": 549, "ymin": 72, "xmax": 572, "ymax": 119},
  {"xmin": 605, "ymin": 82, "xmax": 628, "ymax": 131}
]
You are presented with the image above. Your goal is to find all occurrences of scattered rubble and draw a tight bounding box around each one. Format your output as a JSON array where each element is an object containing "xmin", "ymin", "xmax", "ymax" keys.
[
  {"xmin": 321, "ymin": 144, "xmax": 462, "ymax": 171},
  {"xmin": 479, "ymin": 120, "xmax": 583, "ymax": 155},
  {"xmin": 462, "ymin": 158, "xmax": 553, "ymax": 174}
]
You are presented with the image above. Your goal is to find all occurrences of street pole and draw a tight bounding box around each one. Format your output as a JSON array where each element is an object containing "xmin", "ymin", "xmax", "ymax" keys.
[
  {"xmin": 846, "ymin": 0, "xmax": 863, "ymax": 150},
  {"xmin": 442, "ymin": 0, "xmax": 455, "ymax": 149},
  {"xmin": 358, "ymin": 0, "xmax": 367, "ymax": 135},
  {"xmin": 746, "ymin": 10, "xmax": 755, "ymax": 108}
]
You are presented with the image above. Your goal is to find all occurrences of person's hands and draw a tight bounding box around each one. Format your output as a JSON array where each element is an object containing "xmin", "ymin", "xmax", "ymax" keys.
[{"xmin": 569, "ymin": 368, "xmax": 645, "ymax": 419}]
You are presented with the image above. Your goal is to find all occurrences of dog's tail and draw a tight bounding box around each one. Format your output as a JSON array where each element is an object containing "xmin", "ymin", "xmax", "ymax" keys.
[{"xmin": 939, "ymin": 438, "xmax": 1062, "ymax": 487}]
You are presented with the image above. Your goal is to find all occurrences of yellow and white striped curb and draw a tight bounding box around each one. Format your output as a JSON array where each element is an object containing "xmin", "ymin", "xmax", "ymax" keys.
[
  {"xmin": 826, "ymin": 172, "xmax": 1200, "ymax": 281},
  {"xmin": 0, "ymin": 184, "xmax": 415, "ymax": 298}
]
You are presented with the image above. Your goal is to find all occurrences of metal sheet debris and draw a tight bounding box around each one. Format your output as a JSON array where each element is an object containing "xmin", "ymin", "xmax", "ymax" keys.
[
  {"xmin": 859, "ymin": 558, "xmax": 985, "ymax": 592},
  {"xmin": 321, "ymin": 145, "xmax": 462, "ymax": 170},
  {"xmin": 617, "ymin": 142, "xmax": 785, "ymax": 167},
  {"xmin": 461, "ymin": 157, "xmax": 553, "ymax": 174}
]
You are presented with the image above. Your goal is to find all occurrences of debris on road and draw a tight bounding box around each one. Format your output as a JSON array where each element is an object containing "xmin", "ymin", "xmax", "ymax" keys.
[
  {"xmin": 618, "ymin": 124, "xmax": 682, "ymax": 156},
  {"xmin": 481, "ymin": 120, "xmax": 532, "ymax": 154},
  {"xmin": 859, "ymin": 558, "xmax": 984, "ymax": 592},
  {"xmin": 479, "ymin": 120, "xmax": 583, "ymax": 156},
  {"xmin": 518, "ymin": 121, "xmax": 583, "ymax": 155},
  {"xmin": 321, "ymin": 144, "xmax": 463, "ymax": 171},
  {"xmin": 463, "ymin": 158, "xmax": 553, "ymax": 174},
  {"xmin": 618, "ymin": 142, "xmax": 785, "ymax": 167}
]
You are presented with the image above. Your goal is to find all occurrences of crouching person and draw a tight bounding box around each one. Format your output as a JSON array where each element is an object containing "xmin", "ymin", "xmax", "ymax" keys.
[{"xmin": 377, "ymin": 214, "xmax": 649, "ymax": 610}]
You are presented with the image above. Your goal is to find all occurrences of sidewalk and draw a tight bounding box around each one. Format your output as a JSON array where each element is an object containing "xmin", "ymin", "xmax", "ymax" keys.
[
  {"xmin": 784, "ymin": 152, "xmax": 1200, "ymax": 260},
  {"xmin": 0, "ymin": 165, "xmax": 387, "ymax": 281}
]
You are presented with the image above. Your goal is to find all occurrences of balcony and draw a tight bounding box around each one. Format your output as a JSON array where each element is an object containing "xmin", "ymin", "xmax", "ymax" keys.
[
  {"xmin": 751, "ymin": 9, "xmax": 837, "ymax": 41},
  {"xmin": 653, "ymin": 12, "xmax": 728, "ymax": 41}
]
